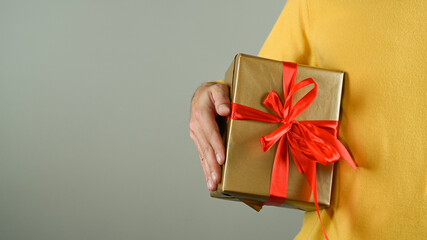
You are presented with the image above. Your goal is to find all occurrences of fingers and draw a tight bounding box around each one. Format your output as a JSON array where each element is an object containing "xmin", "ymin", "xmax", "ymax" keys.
[
  {"xmin": 197, "ymin": 132, "xmax": 222, "ymax": 191},
  {"xmin": 190, "ymin": 128, "xmax": 220, "ymax": 191},
  {"xmin": 190, "ymin": 108, "xmax": 222, "ymax": 191},
  {"xmin": 210, "ymin": 84, "xmax": 230, "ymax": 116},
  {"xmin": 207, "ymin": 84, "xmax": 228, "ymax": 164},
  {"xmin": 200, "ymin": 110, "xmax": 226, "ymax": 165},
  {"xmin": 190, "ymin": 83, "xmax": 230, "ymax": 191}
]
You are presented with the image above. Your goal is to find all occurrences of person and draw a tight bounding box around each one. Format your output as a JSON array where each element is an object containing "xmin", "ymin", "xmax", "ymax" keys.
[{"xmin": 189, "ymin": 0, "xmax": 426, "ymax": 239}]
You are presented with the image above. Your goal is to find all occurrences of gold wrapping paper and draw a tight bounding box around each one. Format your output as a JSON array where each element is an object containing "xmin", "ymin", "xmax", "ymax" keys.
[{"xmin": 211, "ymin": 54, "xmax": 345, "ymax": 211}]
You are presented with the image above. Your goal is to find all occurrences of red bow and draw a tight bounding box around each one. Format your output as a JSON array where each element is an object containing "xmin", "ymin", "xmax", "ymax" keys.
[{"xmin": 229, "ymin": 62, "xmax": 357, "ymax": 240}]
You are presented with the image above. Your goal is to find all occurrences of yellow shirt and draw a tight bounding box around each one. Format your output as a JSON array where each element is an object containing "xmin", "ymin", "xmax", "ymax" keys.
[{"xmin": 258, "ymin": 0, "xmax": 427, "ymax": 239}]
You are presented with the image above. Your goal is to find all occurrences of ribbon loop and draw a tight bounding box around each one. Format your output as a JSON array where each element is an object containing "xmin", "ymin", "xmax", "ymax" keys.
[
  {"xmin": 286, "ymin": 78, "xmax": 317, "ymax": 121},
  {"xmin": 263, "ymin": 91, "xmax": 284, "ymax": 118}
]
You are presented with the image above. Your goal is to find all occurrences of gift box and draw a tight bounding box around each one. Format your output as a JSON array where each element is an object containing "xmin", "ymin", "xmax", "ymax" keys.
[{"xmin": 211, "ymin": 53, "xmax": 356, "ymax": 212}]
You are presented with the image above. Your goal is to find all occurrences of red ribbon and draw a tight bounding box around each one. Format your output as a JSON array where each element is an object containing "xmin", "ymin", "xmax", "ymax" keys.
[{"xmin": 229, "ymin": 62, "xmax": 357, "ymax": 240}]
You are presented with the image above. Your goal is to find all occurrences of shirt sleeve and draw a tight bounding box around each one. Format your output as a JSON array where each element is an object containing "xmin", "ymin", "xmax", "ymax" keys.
[{"xmin": 258, "ymin": 0, "xmax": 311, "ymax": 64}]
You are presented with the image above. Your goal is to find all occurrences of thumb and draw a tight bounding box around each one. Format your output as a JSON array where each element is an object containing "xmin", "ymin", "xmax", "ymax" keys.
[{"xmin": 210, "ymin": 84, "xmax": 230, "ymax": 116}]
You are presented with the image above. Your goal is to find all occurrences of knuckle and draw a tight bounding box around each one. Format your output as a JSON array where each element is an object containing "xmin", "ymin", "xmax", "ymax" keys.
[
  {"xmin": 189, "ymin": 121, "xmax": 197, "ymax": 132},
  {"xmin": 194, "ymin": 110, "xmax": 200, "ymax": 120},
  {"xmin": 189, "ymin": 131, "xmax": 195, "ymax": 140},
  {"xmin": 194, "ymin": 109, "xmax": 205, "ymax": 120}
]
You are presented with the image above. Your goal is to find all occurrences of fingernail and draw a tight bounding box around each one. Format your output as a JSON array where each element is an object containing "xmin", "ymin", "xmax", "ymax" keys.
[
  {"xmin": 219, "ymin": 104, "xmax": 229, "ymax": 113},
  {"xmin": 207, "ymin": 179, "xmax": 213, "ymax": 190},
  {"xmin": 211, "ymin": 172, "xmax": 218, "ymax": 183},
  {"xmin": 216, "ymin": 153, "xmax": 223, "ymax": 164}
]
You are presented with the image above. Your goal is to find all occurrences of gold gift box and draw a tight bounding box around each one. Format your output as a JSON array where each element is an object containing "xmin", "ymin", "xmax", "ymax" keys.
[{"xmin": 211, "ymin": 54, "xmax": 345, "ymax": 211}]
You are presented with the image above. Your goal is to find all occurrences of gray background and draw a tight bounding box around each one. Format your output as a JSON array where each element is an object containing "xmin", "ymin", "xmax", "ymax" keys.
[{"xmin": 0, "ymin": 0, "xmax": 303, "ymax": 239}]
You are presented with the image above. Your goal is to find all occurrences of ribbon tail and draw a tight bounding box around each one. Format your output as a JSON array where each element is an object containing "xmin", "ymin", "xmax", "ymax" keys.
[
  {"xmin": 303, "ymin": 161, "xmax": 329, "ymax": 240},
  {"xmin": 264, "ymin": 138, "xmax": 289, "ymax": 206},
  {"xmin": 333, "ymin": 138, "xmax": 358, "ymax": 170}
]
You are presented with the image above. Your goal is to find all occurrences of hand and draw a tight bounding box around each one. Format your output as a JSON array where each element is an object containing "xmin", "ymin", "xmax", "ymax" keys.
[{"xmin": 190, "ymin": 82, "xmax": 230, "ymax": 191}]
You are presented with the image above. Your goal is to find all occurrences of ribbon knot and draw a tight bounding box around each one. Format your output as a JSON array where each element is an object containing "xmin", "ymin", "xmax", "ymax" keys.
[
  {"xmin": 229, "ymin": 62, "xmax": 357, "ymax": 240},
  {"xmin": 280, "ymin": 119, "xmax": 290, "ymax": 124}
]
